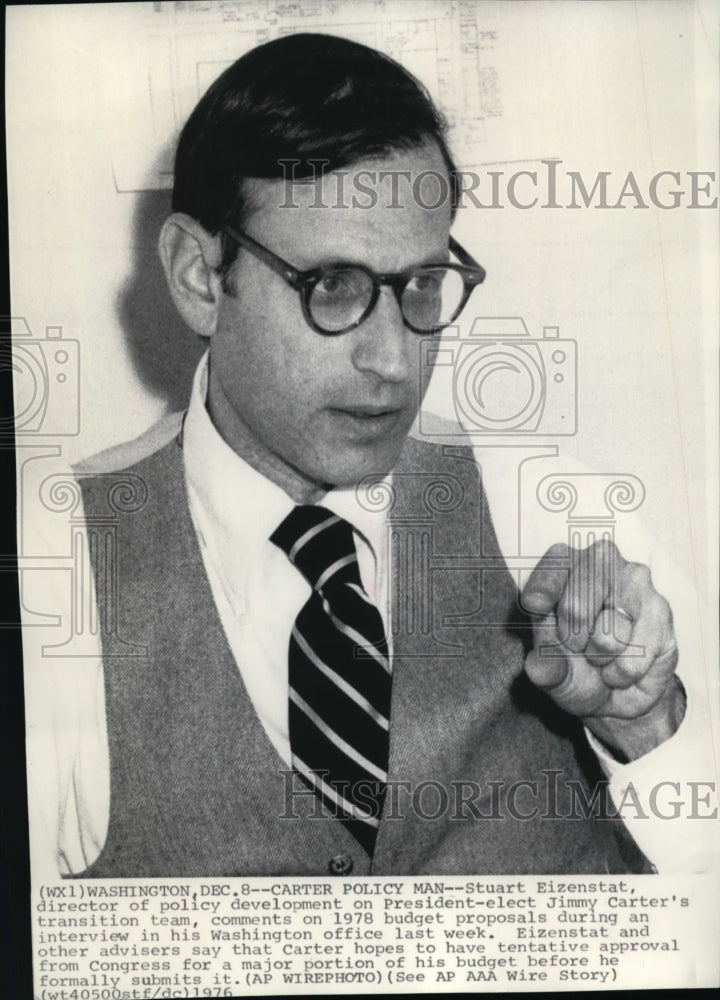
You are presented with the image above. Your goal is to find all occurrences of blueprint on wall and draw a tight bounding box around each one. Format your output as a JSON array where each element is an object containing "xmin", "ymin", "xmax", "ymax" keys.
[{"xmin": 110, "ymin": 0, "xmax": 508, "ymax": 192}]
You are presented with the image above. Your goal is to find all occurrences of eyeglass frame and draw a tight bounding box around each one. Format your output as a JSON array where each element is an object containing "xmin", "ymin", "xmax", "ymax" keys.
[{"xmin": 221, "ymin": 224, "xmax": 486, "ymax": 335}]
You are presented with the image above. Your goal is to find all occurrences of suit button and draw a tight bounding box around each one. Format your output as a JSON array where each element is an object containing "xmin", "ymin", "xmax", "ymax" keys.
[{"xmin": 328, "ymin": 854, "xmax": 353, "ymax": 876}]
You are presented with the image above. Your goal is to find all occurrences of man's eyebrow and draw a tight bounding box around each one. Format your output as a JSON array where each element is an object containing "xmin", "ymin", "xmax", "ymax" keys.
[{"xmin": 301, "ymin": 248, "xmax": 452, "ymax": 271}]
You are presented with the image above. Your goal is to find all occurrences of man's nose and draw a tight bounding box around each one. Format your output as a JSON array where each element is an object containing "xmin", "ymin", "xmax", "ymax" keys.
[{"xmin": 351, "ymin": 287, "xmax": 412, "ymax": 383}]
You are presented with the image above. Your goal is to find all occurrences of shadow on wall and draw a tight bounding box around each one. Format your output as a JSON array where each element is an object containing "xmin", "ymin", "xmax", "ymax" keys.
[{"xmin": 116, "ymin": 168, "xmax": 206, "ymax": 413}]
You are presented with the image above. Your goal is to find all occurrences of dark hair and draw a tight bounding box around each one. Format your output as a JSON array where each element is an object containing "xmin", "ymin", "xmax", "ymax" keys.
[{"xmin": 172, "ymin": 33, "xmax": 459, "ymax": 270}]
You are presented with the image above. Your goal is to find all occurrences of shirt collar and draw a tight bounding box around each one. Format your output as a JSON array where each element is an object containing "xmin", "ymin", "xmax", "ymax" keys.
[
  {"xmin": 182, "ymin": 352, "xmax": 391, "ymax": 559},
  {"xmin": 183, "ymin": 353, "xmax": 295, "ymax": 557}
]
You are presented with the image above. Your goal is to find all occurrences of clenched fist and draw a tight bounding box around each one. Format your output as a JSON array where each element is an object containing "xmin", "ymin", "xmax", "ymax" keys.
[{"xmin": 521, "ymin": 539, "xmax": 685, "ymax": 760}]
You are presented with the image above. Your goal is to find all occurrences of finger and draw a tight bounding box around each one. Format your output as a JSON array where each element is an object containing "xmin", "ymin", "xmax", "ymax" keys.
[
  {"xmin": 556, "ymin": 539, "xmax": 619, "ymax": 654},
  {"xmin": 526, "ymin": 614, "xmax": 612, "ymax": 717},
  {"xmin": 601, "ymin": 589, "xmax": 677, "ymax": 690},
  {"xmin": 585, "ymin": 606, "xmax": 634, "ymax": 667},
  {"xmin": 524, "ymin": 612, "xmax": 570, "ymax": 689},
  {"xmin": 605, "ymin": 560, "xmax": 651, "ymax": 624},
  {"xmin": 521, "ymin": 543, "xmax": 571, "ymax": 616}
]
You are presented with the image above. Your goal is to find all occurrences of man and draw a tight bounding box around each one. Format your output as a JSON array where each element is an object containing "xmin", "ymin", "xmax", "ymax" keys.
[{"xmin": 25, "ymin": 33, "xmax": 704, "ymax": 877}]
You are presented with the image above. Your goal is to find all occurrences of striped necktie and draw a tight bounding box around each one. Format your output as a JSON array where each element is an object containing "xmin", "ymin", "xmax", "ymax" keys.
[{"xmin": 270, "ymin": 505, "xmax": 391, "ymax": 854}]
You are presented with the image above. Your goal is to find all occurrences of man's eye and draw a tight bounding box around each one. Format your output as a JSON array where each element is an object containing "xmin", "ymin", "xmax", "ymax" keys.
[
  {"xmin": 316, "ymin": 271, "xmax": 358, "ymax": 297},
  {"xmin": 411, "ymin": 271, "xmax": 443, "ymax": 294}
]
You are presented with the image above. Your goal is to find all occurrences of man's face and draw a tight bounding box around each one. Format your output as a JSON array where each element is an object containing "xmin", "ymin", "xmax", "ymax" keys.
[{"xmin": 207, "ymin": 142, "xmax": 452, "ymax": 502}]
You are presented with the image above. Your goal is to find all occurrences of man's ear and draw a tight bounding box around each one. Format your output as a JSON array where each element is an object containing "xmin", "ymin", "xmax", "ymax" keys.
[{"xmin": 157, "ymin": 213, "xmax": 225, "ymax": 338}]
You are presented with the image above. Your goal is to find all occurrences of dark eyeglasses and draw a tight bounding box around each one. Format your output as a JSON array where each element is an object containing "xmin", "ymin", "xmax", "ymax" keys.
[{"xmin": 222, "ymin": 225, "xmax": 486, "ymax": 335}]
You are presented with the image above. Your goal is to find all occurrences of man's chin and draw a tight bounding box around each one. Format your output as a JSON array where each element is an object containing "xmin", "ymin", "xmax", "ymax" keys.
[{"xmin": 316, "ymin": 439, "xmax": 408, "ymax": 491}]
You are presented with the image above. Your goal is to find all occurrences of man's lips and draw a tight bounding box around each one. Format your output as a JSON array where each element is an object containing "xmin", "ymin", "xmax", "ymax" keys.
[
  {"xmin": 328, "ymin": 404, "xmax": 408, "ymax": 437},
  {"xmin": 336, "ymin": 404, "xmax": 403, "ymax": 418}
]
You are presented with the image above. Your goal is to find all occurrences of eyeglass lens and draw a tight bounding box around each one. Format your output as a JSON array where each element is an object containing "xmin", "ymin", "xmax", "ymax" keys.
[{"xmin": 308, "ymin": 267, "xmax": 466, "ymax": 332}]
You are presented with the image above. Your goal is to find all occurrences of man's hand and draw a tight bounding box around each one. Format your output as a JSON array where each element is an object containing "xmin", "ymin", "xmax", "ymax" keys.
[{"xmin": 521, "ymin": 539, "xmax": 684, "ymax": 761}]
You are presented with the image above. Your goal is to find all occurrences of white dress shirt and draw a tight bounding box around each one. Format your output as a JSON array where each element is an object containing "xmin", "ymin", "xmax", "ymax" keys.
[
  {"xmin": 182, "ymin": 356, "xmax": 392, "ymax": 767},
  {"xmin": 20, "ymin": 353, "xmax": 719, "ymax": 879}
]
